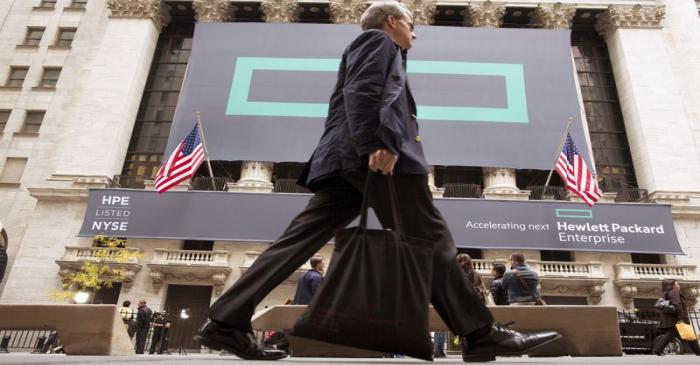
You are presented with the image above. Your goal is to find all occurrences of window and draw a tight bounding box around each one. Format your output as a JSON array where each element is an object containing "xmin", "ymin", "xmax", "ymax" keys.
[
  {"xmin": 0, "ymin": 110, "xmax": 9, "ymax": 132},
  {"xmin": 6, "ymin": 67, "xmax": 28, "ymax": 88},
  {"xmin": 456, "ymin": 248, "xmax": 483, "ymax": 259},
  {"xmin": 23, "ymin": 27, "xmax": 45, "ymax": 46},
  {"xmin": 55, "ymin": 28, "xmax": 76, "ymax": 47},
  {"xmin": 182, "ymin": 240, "xmax": 214, "ymax": 251},
  {"xmin": 0, "ymin": 158, "xmax": 28, "ymax": 184},
  {"xmin": 38, "ymin": 0, "xmax": 56, "ymax": 8},
  {"xmin": 20, "ymin": 111, "xmax": 45, "ymax": 133},
  {"xmin": 540, "ymin": 250, "xmax": 573, "ymax": 262},
  {"xmin": 630, "ymin": 253, "xmax": 663, "ymax": 264},
  {"xmin": 39, "ymin": 67, "xmax": 61, "ymax": 88},
  {"xmin": 70, "ymin": 0, "xmax": 87, "ymax": 9}
]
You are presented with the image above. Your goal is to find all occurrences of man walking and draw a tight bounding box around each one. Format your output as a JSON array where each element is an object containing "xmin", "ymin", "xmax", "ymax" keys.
[
  {"xmin": 292, "ymin": 257, "xmax": 324, "ymax": 305},
  {"xmin": 134, "ymin": 299, "xmax": 152, "ymax": 354},
  {"xmin": 195, "ymin": 2, "xmax": 559, "ymax": 361}
]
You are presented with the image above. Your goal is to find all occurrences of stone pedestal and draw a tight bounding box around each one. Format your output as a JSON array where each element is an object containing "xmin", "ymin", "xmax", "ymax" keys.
[{"xmin": 230, "ymin": 161, "xmax": 274, "ymax": 193}]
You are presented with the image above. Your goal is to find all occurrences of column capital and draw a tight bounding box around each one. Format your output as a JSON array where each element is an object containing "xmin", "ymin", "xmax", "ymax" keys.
[
  {"xmin": 329, "ymin": 0, "xmax": 368, "ymax": 24},
  {"xmin": 464, "ymin": 1, "xmax": 506, "ymax": 28},
  {"xmin": 106, "ymin": 0, "xmax": 171, "ymax": 30},
  {"xmin": 529, "ymin": 2, "xmax": 576, "ymax": 30},
  {"xmin": 595, "ymin": 5, "xmax": 665, "ymax": 37},
  {"xmin": 402, "ymin": 0, "xmax": 436, "ymax": 26},
  {"xmin": 193, "ymin": 0, "xmax": 234, "ymax": 23},
  {"xmin": 260, "ymin": 0, "xmax": 299, "ymax": 23}
]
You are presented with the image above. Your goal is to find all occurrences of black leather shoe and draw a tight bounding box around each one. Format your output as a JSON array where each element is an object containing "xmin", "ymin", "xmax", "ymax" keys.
[
  {"xmin": 461, "ymin": 324, "xmax": 561, "ymax": 362},
  {"xmin": 194, "ymin": 320, "xmax": 287, "ymax": 360}
]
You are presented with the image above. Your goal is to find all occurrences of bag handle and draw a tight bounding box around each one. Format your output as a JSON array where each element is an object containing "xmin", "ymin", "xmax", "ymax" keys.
[
  {"xmin": 359, "ymin": 172, "xmax": 405, "ymax": 237},
  {"xmin": 514, "ymin": 271, "xmax": 539, "ymax": 300}
]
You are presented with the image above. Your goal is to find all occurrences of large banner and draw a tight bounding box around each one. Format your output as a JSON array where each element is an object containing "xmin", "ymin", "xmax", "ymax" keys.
[
  {"xmin": 168, "ymin": 23, "xmax": 589, "ymax": 169},
  {"xmin": 80, "ymin": 189, "xmax": 683, "ymax": 255}
]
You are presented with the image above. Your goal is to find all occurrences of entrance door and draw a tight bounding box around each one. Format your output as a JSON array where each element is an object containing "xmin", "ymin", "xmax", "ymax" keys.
[
  {"xmin": 93, "ymin": 282, "xmax": 122, "ymax": 304},
  {"xmin": 164, "ymin": 285, "xmax": 212, "ymax": 351}
]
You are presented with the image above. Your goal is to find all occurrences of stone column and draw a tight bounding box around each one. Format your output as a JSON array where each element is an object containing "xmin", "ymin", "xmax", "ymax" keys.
[
  {"xmin": 401, "ymin": 0, "xmax": 437, "ymax": 25},
  {"xmin": 529, "ymin": 2, "xmax": 576, "ymax": 30},
  {"xmin": 193, "ymin": 0, "xmax": 234, "ymax": 22},
  {"xmin": 260, "ymin": 0, "xmax": 299, "ymax": 23},
  {"xmin": 464, "ymin": 0, "xmax": 506, "ymax": 28},
  {"xmin": 329, "ymin": 0, "xmax": 367, "ymax": 24},
  {"xmin": 595, "ymin": 5, "xmax": 700, "ymax": 194},
  {"xmin": 229, "ymin": 161, "xmax": 275, "ymax": 193},
  {"xmin": 482, "ymin": 167, "xmax": 527, "ymax": 200},
  {"xmin": 52, "ymin": 0, "xmax": 170, "ymax": 183}
]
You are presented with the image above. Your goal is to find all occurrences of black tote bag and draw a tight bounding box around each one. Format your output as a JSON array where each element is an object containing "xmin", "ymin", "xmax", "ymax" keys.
[{"xmin": 292, "ymin": 174, "xmax": 434, "ymax": 360}]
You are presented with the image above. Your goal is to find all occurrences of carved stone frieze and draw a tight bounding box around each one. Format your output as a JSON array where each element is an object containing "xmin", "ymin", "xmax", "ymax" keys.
[
  {"xmin": 465, "ymin": 1, "xmax": 506, "ymax": 28},
  {"xmin": 402, "ymin": 0, "xmax": 436, "ymax": 25},
  {"xmin": 193, "ymin": 0, "xmax": 234, "ymax": 23},
  {"xmin": 106, "ymin": 0, "xmax": 171, "ymax": 30},
  {"xmin": 260, "ymin": 0, "xmax": 299, "ymax": 23},
  {"xmin": 530, "ymin": 2, "xmax": 576, "ymax": 30},
  {"xmin": 329, "ymin": 0, "xmax": 368, "ymax": 24},
  {"xmin": 595, "ymin": 5, "xmax": 665, "ymax": 36}
]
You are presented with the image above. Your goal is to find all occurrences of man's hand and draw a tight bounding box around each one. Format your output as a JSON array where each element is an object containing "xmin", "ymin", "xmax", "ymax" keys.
[{"xmin": 368, "ymin": 149, "xmax": 398, "ymax": 175}]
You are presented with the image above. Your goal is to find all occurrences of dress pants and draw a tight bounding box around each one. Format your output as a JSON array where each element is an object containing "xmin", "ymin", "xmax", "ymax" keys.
[{"xmin": 208, "ymin": 170, "xmax": 494, "ymax": 336}]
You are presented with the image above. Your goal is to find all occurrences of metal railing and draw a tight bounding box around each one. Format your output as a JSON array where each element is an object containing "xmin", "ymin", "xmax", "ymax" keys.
[
  {"xmin": 273, "ymin": 178, "xmax": 311, "ymax": 194},
  {"xmin": 189, "ymin": 177, "xmax": 230, "ymax": 191},
  {"xmin": 527, "ymin": 186, "xmax": 568, "ymax": 201},
  {"xmin": 0, "ymin": 329, "xmax": 61, "ymax": 353},
  {"xmin": 442, "ymin": 183, "xmax": 482, "ymax": 198},
  {"xmin": 614, "ymin": 188, "xmax": 649, "ymax": 203},
  {"xmin": 112, "ymin": 175, "xmax": 146, "ymax": 189},
  {"xmin": 618, "ymin": 310, "xmax": 700, "ymax": 354}
]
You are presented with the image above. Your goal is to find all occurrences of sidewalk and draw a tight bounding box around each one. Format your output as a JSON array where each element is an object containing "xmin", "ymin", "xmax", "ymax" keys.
[{"xmin": 0, "ymin": 354, "xmax": 698, "ymax": 365}]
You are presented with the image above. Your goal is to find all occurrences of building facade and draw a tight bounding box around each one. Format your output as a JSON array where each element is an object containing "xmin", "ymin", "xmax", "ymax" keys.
[{"xmin": 0, "ymin": 0, "xmax": 699, "ymax": 327}]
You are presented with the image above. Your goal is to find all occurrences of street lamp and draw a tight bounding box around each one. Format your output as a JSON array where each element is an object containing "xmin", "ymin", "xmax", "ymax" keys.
[{"xmin": 74, "ymin": 291, "xmax": 90, "ymax": 304}]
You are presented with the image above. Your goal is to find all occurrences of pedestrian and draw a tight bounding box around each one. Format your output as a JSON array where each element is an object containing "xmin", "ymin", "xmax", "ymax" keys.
[
  {"xmin": 149, "ymin": 311, "xmax": 171, "ymax": 355},
  {"xmin": 652, "ymin": 279, "xmax": 700, "ymax": 356},
  {"xmin": 490, "ymin": 263, "xmax": 508, "ymax": 306},
  {"xmin": 134, "ymin": 299, "xmax": 152, "ymax": 354},
  {"xmin": 194, "ymin": 2, "xmax": 560, "ymax": 361},
  {"xmin": 292, "ymin": 257, "xmax": 324, "ymax": 305},
  {"xmin": 457, "ymin": 253, "xmax": 486, "ymax": 303},
  {"xmin": 119, "ymin": 300, "xmax": 137, "ymax": 338},
  {"xmin": 502, "ymin": 253, "xmax": 542, "ymax": 305}
]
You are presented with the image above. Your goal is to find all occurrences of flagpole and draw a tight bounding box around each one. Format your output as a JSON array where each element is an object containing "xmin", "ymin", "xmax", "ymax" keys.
[
  {"xmin": 544, "ymin": 117, "xmax": 575, "ymax": 187},
  {"xmin": 195, "ymin": 111, "xmax": 217, "ymax": 189}
]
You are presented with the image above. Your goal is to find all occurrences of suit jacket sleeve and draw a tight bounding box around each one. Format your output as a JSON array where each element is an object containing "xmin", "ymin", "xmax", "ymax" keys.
[{"xmin": 343, "ymin": 30, "xmax": 401, "ymax": 156}]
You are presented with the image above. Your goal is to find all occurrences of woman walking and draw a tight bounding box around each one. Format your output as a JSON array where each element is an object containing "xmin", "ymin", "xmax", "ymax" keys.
[{"xmin": 653, "ymin": 279, "xmax": 700, "ymax": 356}]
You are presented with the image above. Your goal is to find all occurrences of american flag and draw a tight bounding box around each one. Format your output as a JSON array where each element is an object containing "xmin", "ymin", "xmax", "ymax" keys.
[
  {"xmin": 555, "ymin": 133, "xmax": 602, "ymax": 206},
  {"xmin": 154, "ymin": 124, "xmax": 205, "ymax": 193}
]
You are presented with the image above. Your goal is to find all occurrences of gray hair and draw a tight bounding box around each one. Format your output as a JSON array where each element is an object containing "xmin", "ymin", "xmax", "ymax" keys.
[{"xmin": 360, "ymin": 1, "xmax": 412, "ymax": 31}]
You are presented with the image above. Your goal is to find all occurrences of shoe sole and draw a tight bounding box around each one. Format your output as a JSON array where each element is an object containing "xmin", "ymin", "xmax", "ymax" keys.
[
  {"xmin": 462, "ymin": 333, "xmax": 563, "ymax": 363},
  {"xmin": 193, "ymin": 335, "xmax": 287, "ymax": 361}
]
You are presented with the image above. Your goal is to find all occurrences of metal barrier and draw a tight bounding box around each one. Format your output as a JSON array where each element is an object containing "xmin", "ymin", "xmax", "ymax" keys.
[
  {"xmin": 527, "ymin": 185, "xmax": 568, "ymax": 201},
  {"xmin": 618, "ymin": 310, "xmax": 700, "ymax": 354},
  {"xmin": 189, "ymin": 177, "xmax": 230, "ymax": 192},
  {"xmin": 0, "ymin": 329, "xmax": 61, "ymax": 353},
  {"xmin": 442, "ymin": 183, "xmax": 482, "ymax": 198},
  {"xmin": 273, "ymin": 178, "xmax": 311, "ymax": 194},
  {"xmin": 112, "ymin": 175, "xmax": 146, "ymax": 189}
]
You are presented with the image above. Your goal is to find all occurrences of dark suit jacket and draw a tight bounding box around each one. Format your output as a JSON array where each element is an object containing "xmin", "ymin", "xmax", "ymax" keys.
[
  {"xmin": 660, "ymin": 287, "xmax": 690, "ymax": 329},
  {"xmin": 136, "ymin": 306, "xmax": 153, "ymax": 329},
  {"xmin": 292, "ymin": 269, "xmax": 323, "ymax": 305},
  {"xmin": 299, "ymin": 29, "xmax": 429, "ymax": 190}
]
